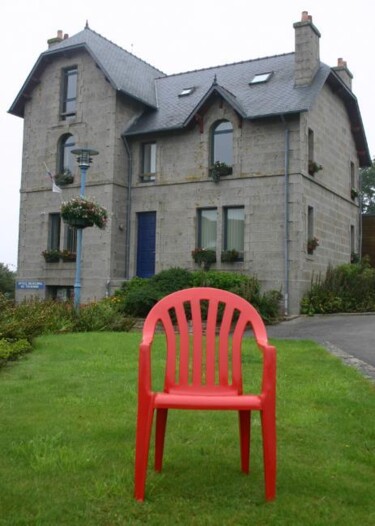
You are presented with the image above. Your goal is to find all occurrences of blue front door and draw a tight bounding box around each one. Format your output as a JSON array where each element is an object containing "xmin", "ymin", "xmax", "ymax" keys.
[{"xmin": 136, "ymin": 212, "xmax": 156, "ymax": 278}]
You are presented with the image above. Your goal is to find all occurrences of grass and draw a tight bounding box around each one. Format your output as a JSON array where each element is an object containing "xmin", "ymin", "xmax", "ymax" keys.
[{"xmin": 1, "ymin": 332, "xmax": 374, "ymax": 525}]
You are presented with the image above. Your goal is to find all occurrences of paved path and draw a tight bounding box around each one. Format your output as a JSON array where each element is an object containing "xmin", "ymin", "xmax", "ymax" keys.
[{"xmin": 266, "ymin": 313, "xmax": 375, "ymax": 383}]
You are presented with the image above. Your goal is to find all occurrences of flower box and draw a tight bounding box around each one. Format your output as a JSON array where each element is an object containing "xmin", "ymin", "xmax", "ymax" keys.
[{"xmin": 42, "ymin": 249, "xmax": 61, "ymax": 262}]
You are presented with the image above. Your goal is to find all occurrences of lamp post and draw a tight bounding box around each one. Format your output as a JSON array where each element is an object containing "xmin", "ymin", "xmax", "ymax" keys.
[{"xmin": 71, "ymin": 147, "xmax": 99, "ymax": 310}]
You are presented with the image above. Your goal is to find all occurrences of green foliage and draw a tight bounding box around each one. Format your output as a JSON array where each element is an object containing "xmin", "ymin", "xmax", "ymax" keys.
[
  {"xmin": 191, "ymin": 248, "xmax": 217, "ymax": 270},
  {"xmin": 360, "ymin": 158, "xmax": 375, "ymax": 214},
  {"xmin": 73, "ymin": 299, "xmax": 134, "ymax": 332},
  {"xmin": 0, "ymin": 263, "xmax": 16, "ymax": 298},
  {"xmin": 116, "ymin": 268, "xmax": 281, "ymax": 323},
  {"xmin": 0, "ymin": 294, "xmax": 134, "ymax": 368},
  {"xmin": 0, "ymin": 338, "xmax": 32, "ymax": 368},
  {"xmin": 301, "ymin": 259, "xmax": 375, "ymax": 314}
]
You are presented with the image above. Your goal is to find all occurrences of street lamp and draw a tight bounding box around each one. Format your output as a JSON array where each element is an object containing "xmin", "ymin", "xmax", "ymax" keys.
[{"xmin": 71, "ymin": 147, "xmax": 99, "ymax": 310}]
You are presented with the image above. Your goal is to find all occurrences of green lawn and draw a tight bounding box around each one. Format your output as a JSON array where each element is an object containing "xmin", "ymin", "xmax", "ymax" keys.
[{"xmin": 1, "ymin": 332, "xmax": 374, "ymax": 525}]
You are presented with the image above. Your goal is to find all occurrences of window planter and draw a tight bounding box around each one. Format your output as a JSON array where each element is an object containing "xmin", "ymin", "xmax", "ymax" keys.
[
  {"xmin": 54, "ymin": 169, "xmax": 74, "ymax": 186},
  {"xmin": 351, "ymin": 188, "xmax": 359, "ymax": 200},
  {"xmin": 42, "ymin": 249, "xmax": 61, "ymax": 262},
  {"xmin": 308, "ymin": 161, "xmax": 323, "ymax": 176},
  {"xmin": 307, "ymin": 237, "xmax": 319, "ymax": 255},
  {"xmin": 221, "ymin": 249, "xmax": 241, "ymax": 263},
  {"xmin": 209, "ymin": 162, "xmax": 232, "ymax": 183},
  {"xmin": 191, "ymin": 248, "xmax": 216, "ymax": 270},
  {"xmin": 61, "ymin": 250, "xmax": 76, "ymax": 262}
]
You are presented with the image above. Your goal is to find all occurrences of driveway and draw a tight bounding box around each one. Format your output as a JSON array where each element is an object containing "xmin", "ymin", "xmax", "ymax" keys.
[{"xmin": 267, "ymin": 313, "xmax": 375, "ymax": 382}]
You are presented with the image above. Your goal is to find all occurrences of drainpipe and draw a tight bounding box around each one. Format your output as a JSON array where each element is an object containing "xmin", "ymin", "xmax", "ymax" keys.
[
  {"xmin": 281, "ymin": 116, "xmax": 290, "ymax": 317},
  {"xmin": 122, "ymin": 135, "xmax": 132, "ymax": 280}
]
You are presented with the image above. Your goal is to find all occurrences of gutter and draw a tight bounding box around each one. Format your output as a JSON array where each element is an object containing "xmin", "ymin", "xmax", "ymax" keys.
[
  {"xmin": 122, "ymin": 136, "xmax": 132, "ymax": 280},
  {"xmin": 281, "ymin": 116, "xmax": 290, "ymax": 317}
]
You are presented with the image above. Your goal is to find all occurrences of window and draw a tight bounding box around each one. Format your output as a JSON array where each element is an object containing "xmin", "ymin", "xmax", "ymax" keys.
[
  {"xmin": 350, "ymin": 225, "xmax": 355, "ymax": 255},
  {"xmin": 307, "ymin": 128, "xmax": 321, "ymax": 175},
  {"xmin": 59, "ymin": 134, "xmax": 75, "ymax": 174},
  {"xmin": 61, "ymin": 67, "xmax": 77, "ymax": 120},
  {"xmin": 211, "ymin": 120, "xmax": 233, "ymax": 168},
  {"xmin": 224, "ymin": 207, "xmax": 244, "ymax": 255},
  {"xmin": 249, "ymin": 72, "xmax": 273, "ymax": 84},
  {"xmin": 142, "ymin": 142, "xmax": 157, "ymax": 178},
  {"xmin": 198, "ymin": 209, "xmax": 217, "ymax": 250},
  {"xmin": 64, "ymin": 225, "xmax": 77, "ymax": 254},
  {"xmin": 307, "ymin": 206, "xmax": 317, "ymax": 255},
  {"xmin": 48, "ymin": 213, "xmax": 61, "ymax": 250}
]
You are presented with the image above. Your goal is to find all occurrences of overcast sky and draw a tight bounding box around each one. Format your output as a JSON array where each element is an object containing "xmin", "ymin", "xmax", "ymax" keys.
[{"xmin": 1, "ymin": 0, "xmax": 374, "ymax": 270}]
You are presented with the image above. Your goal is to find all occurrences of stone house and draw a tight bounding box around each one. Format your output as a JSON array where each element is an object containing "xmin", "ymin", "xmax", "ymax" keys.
[{"xmin": 9, "ymin": 11, "xmax": 370, "ymax": 314}]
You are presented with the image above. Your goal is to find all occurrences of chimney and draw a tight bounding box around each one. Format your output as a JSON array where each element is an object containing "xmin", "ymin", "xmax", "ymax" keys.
[
  {"xmin": 293, "ymin": 11, "xmax": 321, "ymax": 87},
  {"xmin": 332, "ymin": 57, "xmax": 353, "ymax": 91},
  {"xmin": 47, "ymin": 30, "xmax": 64, "ymax": 49}
]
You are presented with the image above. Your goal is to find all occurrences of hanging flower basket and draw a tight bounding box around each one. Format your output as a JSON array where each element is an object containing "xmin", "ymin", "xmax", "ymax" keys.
[{"xmin": 61, "ymin": 197, "xmax": 108, "ymax": 230}]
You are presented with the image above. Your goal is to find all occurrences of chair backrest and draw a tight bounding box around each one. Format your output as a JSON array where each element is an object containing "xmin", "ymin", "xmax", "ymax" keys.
[{"xmin": 142, "ymin": 287, "xmax": 269, "ymax": 394}]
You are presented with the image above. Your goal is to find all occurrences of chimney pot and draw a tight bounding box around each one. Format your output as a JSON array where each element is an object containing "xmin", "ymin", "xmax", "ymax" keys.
[
  {"xmin": 64, "ymin": 33, "xmax": 69, "ymax": 40},
  {"xmin": 57, "ymin": 30, "xmax": 63, "ymax": 39}
]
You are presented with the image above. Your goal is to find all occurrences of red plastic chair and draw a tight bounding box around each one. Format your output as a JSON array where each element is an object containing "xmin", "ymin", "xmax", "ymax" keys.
[{"xmin": 134, "ymin": 287, "xmax": 276, "ymax": 501}]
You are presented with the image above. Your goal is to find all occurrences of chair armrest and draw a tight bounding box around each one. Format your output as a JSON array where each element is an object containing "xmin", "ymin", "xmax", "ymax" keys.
[{"xmin": 257, "ymin": 341, "xmax": 276, "ymax": 397}]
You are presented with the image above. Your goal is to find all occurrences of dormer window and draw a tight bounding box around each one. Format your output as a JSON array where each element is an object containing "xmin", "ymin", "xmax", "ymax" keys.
[
  {"xmin": 178, "ymin": 87, "xmax": 195, "ymax": 97},
  {"xmin": 249, "ymin": 72, "xmax": 273, "ymax": 85}
]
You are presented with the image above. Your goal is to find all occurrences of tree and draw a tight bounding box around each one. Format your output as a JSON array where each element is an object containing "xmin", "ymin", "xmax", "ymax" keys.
[
  {"xmin": 0, "ymin": 263, "xmax": 16, "ymax": 298},
  {"xmin": 360, "ymin": 159, "xmax": 375, "ymax": 214}
]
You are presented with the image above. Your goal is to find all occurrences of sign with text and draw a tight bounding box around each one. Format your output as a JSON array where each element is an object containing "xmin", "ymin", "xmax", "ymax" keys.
[{"xmin": 16, "ymin": 281, "xmax": 45, "ymax": 290}]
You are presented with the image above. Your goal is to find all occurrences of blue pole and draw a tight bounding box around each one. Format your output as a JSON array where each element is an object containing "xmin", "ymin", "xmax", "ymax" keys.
[{"xmin": 74, "ymin": 164, "xmax": 88, "ymax": 310}]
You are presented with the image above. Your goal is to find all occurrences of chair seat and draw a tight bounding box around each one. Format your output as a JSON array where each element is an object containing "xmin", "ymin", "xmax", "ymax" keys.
[{"xmin": 154, "ymin": 391, "xmax": 263, "ymax": 410}]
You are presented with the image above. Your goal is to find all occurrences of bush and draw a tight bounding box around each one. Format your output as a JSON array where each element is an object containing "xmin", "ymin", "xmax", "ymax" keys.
[
  {"xmin": 301, "ymin": 259, "xmax": 375, "ymax": 314},
  {"xmin": 0, "ymin": 338, "xmax": 32, "ymax": 368},
  {"xmin": 115, "ymin": 268, "xmax": 282, "ymax": 323},
  {"xmin": 73, "ymin": 299, "xmax": 134, "ymax": 332}
]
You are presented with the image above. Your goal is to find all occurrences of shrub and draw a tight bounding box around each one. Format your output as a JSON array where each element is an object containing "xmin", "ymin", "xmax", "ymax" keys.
[
  {"xmin": 115, "ymin": 269, "xmax": 282, "ymax": 323},
  {"xmin": 301, "ymin": 259, "xmax": 375, "ymax": 314},
  {"xmin": 0, "ymin": 338, "xmax": 32, "ymax": 368},
  {"xmin": 73, "ymin": 299, "xmax": 134, "ymax": 332}
]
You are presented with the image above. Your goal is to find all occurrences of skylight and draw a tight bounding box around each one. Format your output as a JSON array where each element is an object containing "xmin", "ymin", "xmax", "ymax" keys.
[
  {"xmin": 178, "ymin": 87, "xmax": 195, "ymax": 97},
  {"xmin": 249, "ymin": 72, "xmax": 273, "ymax": 85}
]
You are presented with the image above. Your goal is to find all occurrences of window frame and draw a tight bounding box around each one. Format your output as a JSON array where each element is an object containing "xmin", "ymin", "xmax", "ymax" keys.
[
  {"xmin": 197, "ymin": 208, "xmax": 218, "ymax": 251},
  {"xmin": 58, "ymin": 134, "xmax": 75, "ymax": 174},
  {"xmin": 48, "ymin": 213, "xmax": 61, "ymax": 250},
  {"xmin": 61, "ymin": 67, "xmax": 78, "ymax": 121},
  {"xmin": 211, "ymin": 120, "xmax": 233, "ymax": 171},
  {"xmin": 141, "ymin": 142, "xmax": 157, "ymax": 180},
  {"xmin": 223, "ymin": 206, "xmax": 245, "ymax": 259}
]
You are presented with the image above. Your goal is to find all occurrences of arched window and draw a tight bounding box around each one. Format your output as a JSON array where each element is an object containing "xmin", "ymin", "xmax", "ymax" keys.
[
  {"xmin": 211, "ymin": 120, "xmax": 233, "ymax": 167},
  {"xmin": 58, "ymin": 134, "xmax": 75, "ymax": 174}
]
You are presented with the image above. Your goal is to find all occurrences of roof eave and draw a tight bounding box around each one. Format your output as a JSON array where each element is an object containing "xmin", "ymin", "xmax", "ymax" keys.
[{"xmin": 327, "ymin": 71, "xmax": 371, "ymax": 167}]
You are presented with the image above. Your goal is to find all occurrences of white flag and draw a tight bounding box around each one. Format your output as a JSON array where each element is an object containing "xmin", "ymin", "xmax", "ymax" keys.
[
  {"xmin": 52, "ymin": 181, "xmax": 62, "ymax": 193},
  {"xmin": 44, "ymin": 162, "xmax": 62, "ymax": 193}
]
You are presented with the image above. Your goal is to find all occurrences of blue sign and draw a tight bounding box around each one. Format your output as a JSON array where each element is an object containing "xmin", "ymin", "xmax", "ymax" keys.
[{"xmin": 16, "ymin": 281, "xmax": 45, "ymax": 290}]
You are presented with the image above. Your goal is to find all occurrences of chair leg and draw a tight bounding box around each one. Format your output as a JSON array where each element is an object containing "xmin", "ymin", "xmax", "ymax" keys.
[
  {"xmin": 238, "ymin": 410, "xmax": 251, "ymax": 474},
  {"xmin": 134, "ymin": 401, "xmax": 154, "ymax": 501},
  {"xmin": 155, "ymin": 408, "xmax": 168, "ymax": 472},
  {"xmin": 261, "ymin": 408, "xmax": 276, "ymax": 501}
]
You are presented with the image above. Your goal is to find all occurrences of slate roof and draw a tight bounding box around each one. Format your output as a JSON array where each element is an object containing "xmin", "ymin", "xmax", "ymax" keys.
[
  {"xmin": 9, "ymin": 26, "xmax": 165, "ymax": 116},
  {"xmin": 124, "ymin": 53, "xmax": 331, "ymax": 135},
  {"xmin": 9, "ymin": 26, "xmax": 370, "ymax": 166}
]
